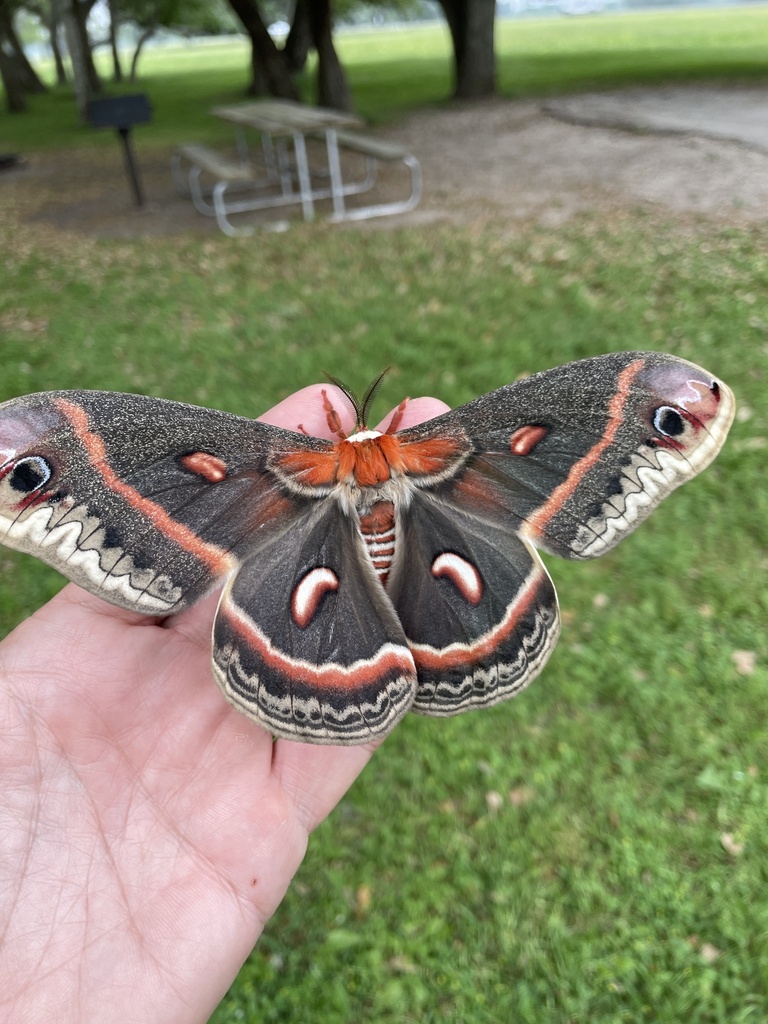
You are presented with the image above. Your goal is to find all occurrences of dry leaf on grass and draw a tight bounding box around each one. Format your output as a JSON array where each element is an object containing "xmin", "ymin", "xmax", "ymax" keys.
[
  {"xmin": 700, "ymin": 942, "xmax": 722, "ymax": 964},
  {"xmin": 720, "ymin": 832, "xmax": 745, "ymax": 856},
  {"xmin": 509, "ymin": 785, "xmax": 536, "ymax": 807},
  {"xmin": 688, "ymin": 935, "xmax": 723, "ymax": 963},
  {"xmin": 732, "ymin": 650, "xmax": 757, "ymax": 675},
  {"xmin": 355, "ymin": 884, "xmax": 372, "ymax": 916},
  {"xmin": 485, "ymin": 790, "xmax": 504, "ymax": 813}
]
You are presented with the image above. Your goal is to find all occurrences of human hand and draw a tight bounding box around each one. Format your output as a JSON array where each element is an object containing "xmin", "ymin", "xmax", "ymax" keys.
[{"xmin": 0, "ymin": 385, "xmax": 448, "ymax": 1024}]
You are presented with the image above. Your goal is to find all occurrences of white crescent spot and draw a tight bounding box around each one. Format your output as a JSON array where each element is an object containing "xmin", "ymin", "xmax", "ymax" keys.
[
  {"xmin": 431, "ymin": 552, "xmax": 483, "ymax": 606},
  {"xmin": 292, "ymin": 566, "xmax": 339, "ymax": 629}
]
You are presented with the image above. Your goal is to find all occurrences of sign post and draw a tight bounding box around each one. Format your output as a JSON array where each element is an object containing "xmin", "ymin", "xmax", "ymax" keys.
[{"xmin": 87, "ymin": 94, "xmax": 153, "ymax": 207}]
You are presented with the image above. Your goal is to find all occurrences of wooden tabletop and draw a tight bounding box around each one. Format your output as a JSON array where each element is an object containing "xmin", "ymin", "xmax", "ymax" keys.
[{"xmin": 212, "ymin": 99, "xmax": 363, "ymax": 135}]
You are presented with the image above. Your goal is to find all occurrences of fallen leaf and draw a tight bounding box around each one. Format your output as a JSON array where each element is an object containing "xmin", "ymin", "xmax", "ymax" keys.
[
  {"xmin": 720, "ymin": 832, "xmax": 744, "ymax": 857},
  {"xmin": 687, "ymin": 935, "xmax": 722, "ymax": 963},
  {"xmin": 700, "ymin": 943, "xmax": 722, "ymax": 964},
  {"xmin": 355, "ymin": 884, "xmax": 372, "ymax": 916},
  {"xmin": 486, "ymin": 790, "xmax": 504, "ymax": 813},
  {"xmin": 387, "ymin": 955, "xmax": 419, "ymax": 974},
  {"xmin": 732, "ymin": 650, "xmax": 756, "ymax": 675},
  {"xmin": 734, "ymin": 437, "xmax": 767, "ymax": 452},
  {"xmin": 509, "ymin": 785, "xmax": 535, "ymax": 807}
]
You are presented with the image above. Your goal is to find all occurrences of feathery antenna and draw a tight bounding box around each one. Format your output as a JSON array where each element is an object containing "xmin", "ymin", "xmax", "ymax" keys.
[{"xmin": 324, "ymin": 368, "xmax": 391, "ymax": 430}]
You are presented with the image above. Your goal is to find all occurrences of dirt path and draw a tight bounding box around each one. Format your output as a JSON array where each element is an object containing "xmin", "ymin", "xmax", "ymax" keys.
[
  {"xmin": 10, "ymin": 87, "xmax": 768, "ymax": 238},
  {"xmin": 393, "ymin": 93, "xmax": 768, "ymax": 228}
]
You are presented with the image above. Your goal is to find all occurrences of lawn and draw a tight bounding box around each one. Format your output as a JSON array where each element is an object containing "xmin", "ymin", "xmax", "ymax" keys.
[{"xmin": 1, "ymin": 8, "xmax": 768, "ymax": 1022}]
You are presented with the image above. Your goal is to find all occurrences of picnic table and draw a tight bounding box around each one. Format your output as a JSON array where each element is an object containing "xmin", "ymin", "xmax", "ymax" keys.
[{"xmin": 172, "ymin": 99, "xmax": 422, "ymax": 235}]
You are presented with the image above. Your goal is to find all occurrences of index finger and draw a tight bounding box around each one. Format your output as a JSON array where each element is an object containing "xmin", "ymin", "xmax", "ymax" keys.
[{"xmin": 261, "ymin": 384, "xmax": 450, "ymax": 437}]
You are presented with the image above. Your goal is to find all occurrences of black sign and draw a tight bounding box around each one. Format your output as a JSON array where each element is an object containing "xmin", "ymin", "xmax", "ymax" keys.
[{"xmin": 87, "ymin": 93, "xmax": 153, "ymax": 131}]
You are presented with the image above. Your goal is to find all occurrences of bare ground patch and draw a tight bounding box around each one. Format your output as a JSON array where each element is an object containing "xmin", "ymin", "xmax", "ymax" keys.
[{"xmin": 6, "ymin": 89, "xmax": 768, "ymax": 239}]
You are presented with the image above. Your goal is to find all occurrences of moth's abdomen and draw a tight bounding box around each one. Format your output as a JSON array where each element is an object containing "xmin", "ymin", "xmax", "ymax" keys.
[{"xmin": 359, "ymin": 500, "xmax": 396, "ymax": 586}]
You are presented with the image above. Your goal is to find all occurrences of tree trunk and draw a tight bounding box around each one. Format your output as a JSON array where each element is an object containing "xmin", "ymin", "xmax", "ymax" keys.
[
  {"xmin": 0, "ymin": 3, "xmax": 47, "ymax": 94},
  {"xmin": 227, "ymin": 0, "xmax": 299, "ymax": 100},
  {"xmin": 247, "ymin": 48, "xmax": 269, "ymax": 97},
  {"xmin": 69, "ymin": 0, "xmax": 101, "ymax": 95},
  {"xmin": 62, "ymin": 0, "xmax": 92, "ymax": 118},
  {"xmin": 0, "ymin": 42, "xmax": 27, "ymax": 112},
  {"xmin": 438, "ymin": 0, "xmax": 497, "ymax": 100},
  {"xmin": 49, "ymin": 0, "xmax": 69, "ymax": 86},
  {"xmin": 307, "ymin": 0, "xmax": 352, "ymax": 112},
  {"xmin": 129, "ymin": 26, "xmax": 154, "ymax": 81},
  {"xmin": 284, "ymin": 0, "xmax": 310, "ymax": 76},
  {"xmin": 107, "ymin": 0, "xmax": 123, "ymax": 82}
]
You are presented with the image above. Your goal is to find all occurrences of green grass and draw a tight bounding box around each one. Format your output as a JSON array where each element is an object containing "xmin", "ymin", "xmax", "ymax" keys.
[{"xmin": 2, "ymin": 13, "xmax": 768, "ymax": 1023}]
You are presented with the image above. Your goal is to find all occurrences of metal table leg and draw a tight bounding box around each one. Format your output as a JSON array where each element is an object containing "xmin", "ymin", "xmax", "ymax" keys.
[
  {"xmin": 292, "ymin": 131, "xmax": 315, "ymax": 221},
  {"xmin": 325, "ymin": 128, "xmax": 346, "ymax": 220}
]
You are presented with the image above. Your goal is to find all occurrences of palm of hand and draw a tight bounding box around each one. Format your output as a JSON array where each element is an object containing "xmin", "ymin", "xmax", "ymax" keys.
[{"xmin": 0, "ymin": 387, "xmax": 447, "ymax": 1023}]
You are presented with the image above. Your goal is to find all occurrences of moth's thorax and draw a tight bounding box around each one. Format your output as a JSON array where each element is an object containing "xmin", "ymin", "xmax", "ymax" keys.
[
  {"xmin": 346, "ymin": 428, "xmax": 382, "ymax": 443},
  {"xmin": 271, "ymin": 432, "xmax": 470, "ymax": 506},
  {"xmin": 336, "ymin": 432, "xmax": 406, "ymax": 489}
]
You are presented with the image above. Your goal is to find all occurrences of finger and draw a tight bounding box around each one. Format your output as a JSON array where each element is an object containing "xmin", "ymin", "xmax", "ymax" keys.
[
  {"xmin": 375, "ymin": 396, "xmax": 450, "ymax": 432},
  {"xmin": 164, "ymin": 588, "xmax": 223, "ymax": 650},
  {"xmin": 260, "ymin": 386, "xmax": 450, "ymax": 438},
  {"xmin": 271, "ymin": 736, "xmax": 382, "ymax": 834},
  {"xmin": 51, "ymin": 582, "xmax": 160, "ymax": 627},
  {"xmin": 259, "ymin": 384, "xmax": 355, "ymax": 439},
  {"xmin": 47, "ymin": 582, "xmax": 220, "ymax": 671}
]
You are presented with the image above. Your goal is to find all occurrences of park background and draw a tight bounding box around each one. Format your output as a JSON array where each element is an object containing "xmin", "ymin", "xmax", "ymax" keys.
[{"xmin": 1, "ymin": 3, "xmax": 767, "ymax": 1020}]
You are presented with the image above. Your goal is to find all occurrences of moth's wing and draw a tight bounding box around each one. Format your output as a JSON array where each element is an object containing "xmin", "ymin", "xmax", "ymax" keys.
[
  {"xmin": 0, "ymin": 390, "xmax": 332, "ymax": 614},
  {"xmin": 0, "ymin": 390, "xmax": 416, "ymax": 743},
  {"xmin": 387, "ymin": 351, "xmax": 732, "ymax": 716},
  {"xmin": 387, "ymin": 492, "xmax": 559, "ymax": 716},
  {"xmin": 213, "ymin": 501, "xmax": 417, "ymax": 744},
  {"xmin": 398, "ymin": 352, "xmax": 734, "ymax": 560}
]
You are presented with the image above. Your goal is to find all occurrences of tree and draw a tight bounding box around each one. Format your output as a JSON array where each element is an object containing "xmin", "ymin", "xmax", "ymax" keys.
[
  {"xmin": 0, "ymin": 0, "xmax": 48, "ymax": 111},
  {"xmin": 307, "ymin": 0, "xmax": 351, "ymax": 110},
  {"xmin": 0, "ymin": 42, "xmax": 27, "ymax": 111},
  {"xmin": 41, "ymin": 0, "xmax": 69, "ymax": 85},
  {"xmin": 437, "ymin": 0, "xmax": 497, "ymax": 99},
  {"xmin": 282, "ymin": 0, "xmax": 309, "ymax": 75},
  {"xmin": 227, "ymin": 0, "xmax": 299, "ymax": 98},
  {"xmin": 105, "ymin": 0, "xmax": 235, "ymax": 81},
  {"xmin": 106, "ymin": 0, "xmax": 123, "ymax": 80},
  {"xmin": 226, "ymin": 0, "xmax": 497, "ymax": 110},
  {"xmin": 61, "ymin": 0, "xmax": 103, "ymax": 118},
  {"xmin": 226, "ymin": 0, "xmax": 352, "ymax": 110},
  {"xmin": 15, "ymin": 0, "xmax": 69, "ymax": 86}
]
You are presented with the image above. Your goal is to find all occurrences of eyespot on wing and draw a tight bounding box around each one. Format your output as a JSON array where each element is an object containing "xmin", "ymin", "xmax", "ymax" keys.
[{"xmin": 639, "ymin": 359, "xmax": 734, "ymax": 464}]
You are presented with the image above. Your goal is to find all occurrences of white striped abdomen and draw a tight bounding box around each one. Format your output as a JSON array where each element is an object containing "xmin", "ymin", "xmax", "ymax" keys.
[{"xmin": 359, "ymin": 500, "xmax": 396, "ymax": 586}]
